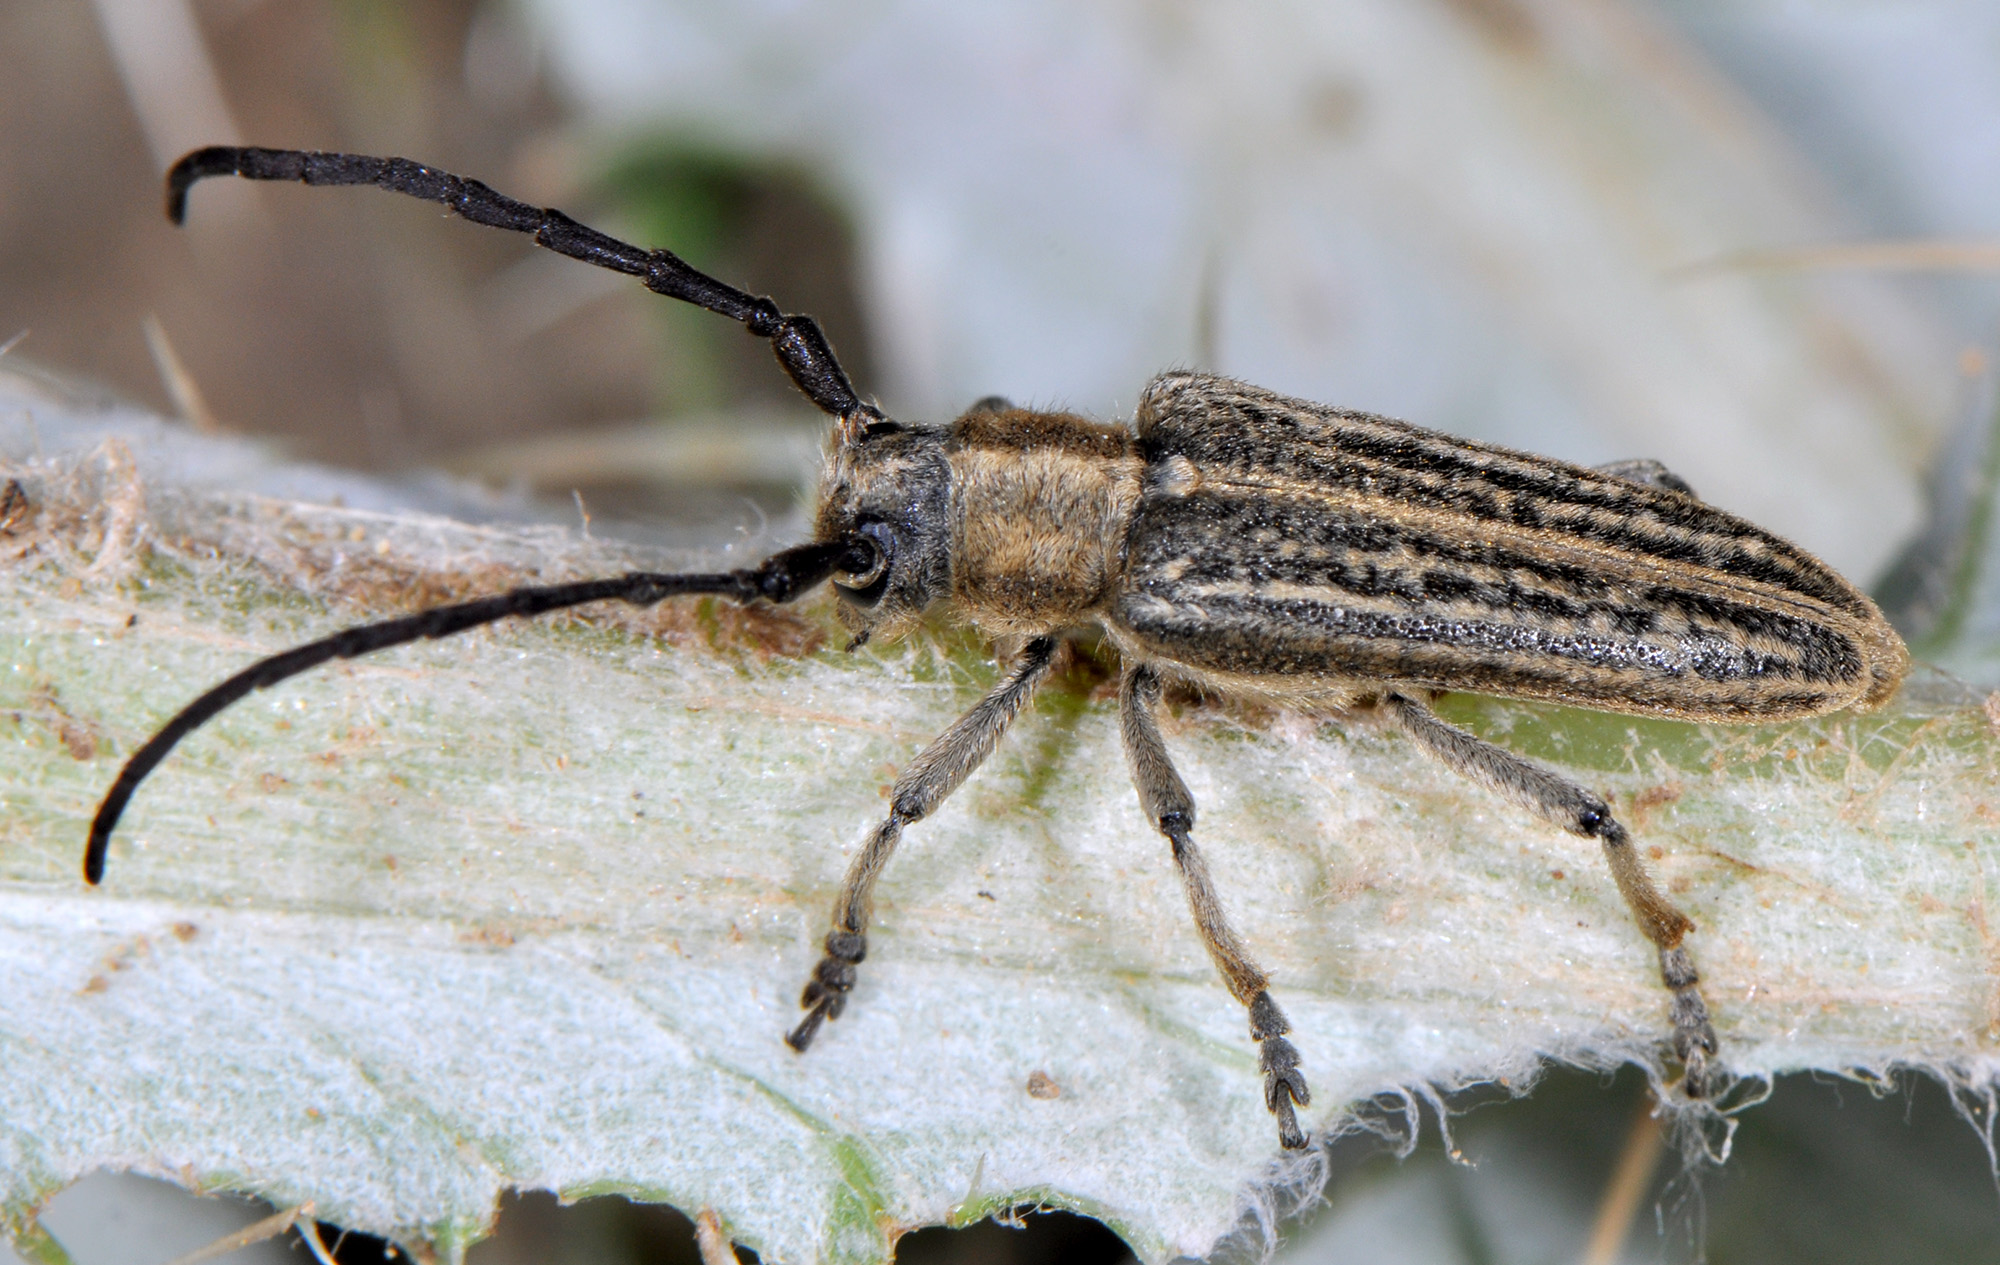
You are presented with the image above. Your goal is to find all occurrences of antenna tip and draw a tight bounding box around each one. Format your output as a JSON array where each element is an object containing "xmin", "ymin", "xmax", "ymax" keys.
[
  {"xmin": 163, "ymin": 146, "xmax": 229, "ymax": 226},
  {"xmin": 84, "ymin": 820, "xmax": 114, "ymax": 885}
]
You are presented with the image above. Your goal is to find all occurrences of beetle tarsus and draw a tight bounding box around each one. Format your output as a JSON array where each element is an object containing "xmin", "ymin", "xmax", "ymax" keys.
[
  {"xmin": 1258, "ymin": 1030, "xmax": 1311, "ymax": 1150},
  {"xmin": 1662, "ymin": 946, "xmax": 1718, "ymax": 1097},
  {"xmin": 1251, "ymin": 991, "xmax": 1311, "ymax": 1149},
  {"xmin": 785, "ymin": 998, "xmax": 834, "ymax": 1052},
  {"xmin": 787, "ymin": 930, "xmax": 866, "ymax": 1052}
]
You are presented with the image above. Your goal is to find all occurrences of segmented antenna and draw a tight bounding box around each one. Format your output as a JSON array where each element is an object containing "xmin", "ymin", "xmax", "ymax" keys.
[
  {"xmin": 165, "ymin": 146, "xmax": 884, "ymax": 429},
  {"xmin": 86, "ymin": 540, "xmax": 862, "ymax": 882}
]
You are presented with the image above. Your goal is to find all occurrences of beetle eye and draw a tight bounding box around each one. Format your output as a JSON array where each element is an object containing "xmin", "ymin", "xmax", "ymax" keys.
[{"xmin": 835, "ymin": 526, "xmax": 892, "ymax": 604}]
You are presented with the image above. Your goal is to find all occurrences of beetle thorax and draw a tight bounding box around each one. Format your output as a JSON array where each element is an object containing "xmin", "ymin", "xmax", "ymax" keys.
[
  {"xmin": 942, "ymin": 407, "xmax": 1142, "ymax": 637},
  {"xmin": 813, "ymin": 408, "xmax": 1144, "ymax": 643}
]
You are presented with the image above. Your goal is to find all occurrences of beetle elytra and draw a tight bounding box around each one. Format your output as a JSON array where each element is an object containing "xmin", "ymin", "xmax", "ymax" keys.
[{"xmin": 86, "ymin": 147, "xmax": 1910, "ymax": 1151}]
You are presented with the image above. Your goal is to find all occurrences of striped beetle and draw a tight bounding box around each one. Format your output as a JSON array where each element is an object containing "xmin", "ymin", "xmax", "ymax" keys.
[{"xmin": 86, "ymin": 146, "xmax": 1910, "ymax": 1151}]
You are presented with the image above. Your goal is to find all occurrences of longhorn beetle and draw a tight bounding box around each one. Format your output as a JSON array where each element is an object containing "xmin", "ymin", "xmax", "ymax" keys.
[{"xmin": 86, "ymin": 146, "xmax": 1911, "ymax": 1151}]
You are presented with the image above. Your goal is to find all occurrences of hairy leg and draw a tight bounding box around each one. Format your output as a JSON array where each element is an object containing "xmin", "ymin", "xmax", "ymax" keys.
[
  {"xmin": 1121, "ymin": 663, "xmax": 1311, "ymax": 1149},
  {"xmin": 1385, "ymin": 692, "xmax": 1718, "ymax": 1092},
  {"xmin": 787, "ymin": 637, "xmax": 1058, "ymax": 1050}
]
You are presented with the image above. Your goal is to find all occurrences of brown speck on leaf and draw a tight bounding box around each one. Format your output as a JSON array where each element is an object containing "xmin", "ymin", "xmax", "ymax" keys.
[
  {"xmin": 383, "ymin": 855, "xmax": 399, "ymax": 871},
  {"xmin": 1647, "ymin": 845, "xmax": 1665, "ymax": 860},
  {"xmin": 1627, "ymin": 780, "xmax": 1684, "ymax": 827},
  {"xmin": 260, "ymin": 773, "xmax": 287, "ymax": 793},
  {"xmin": 1025, "ymin": 1070, "xmax": 1061, "ymax": 1100},
  {"xmin": 460, "ymin": 925, "xmax": 516, "ymax": 947},
  {"xmin": 81, "ymin": 975, "xmax": 109, "ymax": 994},
  {"xmin": 170, "ymin": 922, "xmax": 198, "ymax": 942},
  {"xmin": 1550, "ymin": 869, "xmax": 1564, "ymax": 881},
  {"xmin": 53, "ymin": 716, "xmax": 96, "ymax": 760},
  {"xmin": 26, "ymin": 684, "xmax": 100, "ymax": 760},
  {"xmin": 702, "ymin": 599, "xmax": 827, "ymax": 660}
]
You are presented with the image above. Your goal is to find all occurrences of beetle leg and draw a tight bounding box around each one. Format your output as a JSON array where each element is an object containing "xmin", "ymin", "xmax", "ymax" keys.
[
  {"xmin": 1384, "ymin": 692, "xmax": 1719, "ymax": 1094},
  {"xmin": 1121, "ymin": 664, "xmax": 1310, "ymax": 1150},
  {"xmin": 786, "ymin": 637, "xmax": 1058, "ymax": 1052}
]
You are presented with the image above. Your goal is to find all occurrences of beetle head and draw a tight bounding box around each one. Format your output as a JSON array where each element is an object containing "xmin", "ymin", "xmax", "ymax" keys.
[{"xmin": 815, "ymin": 420, "xmax": 952, "ymax": 642}]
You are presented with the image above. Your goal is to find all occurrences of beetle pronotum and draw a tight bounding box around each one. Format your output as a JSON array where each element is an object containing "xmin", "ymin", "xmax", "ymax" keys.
[{"xmin": 87, "ymin": 146, "xmax": 1910, "ymax": 1151}]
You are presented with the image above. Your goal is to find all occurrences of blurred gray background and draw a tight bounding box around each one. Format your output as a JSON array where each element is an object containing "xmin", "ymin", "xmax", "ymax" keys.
[{"xmin": 4, "ymin": 0, "xmax": 2000, "ymax": 1262}]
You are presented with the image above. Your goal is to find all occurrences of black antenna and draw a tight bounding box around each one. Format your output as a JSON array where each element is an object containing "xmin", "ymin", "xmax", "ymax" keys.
[
  {"xmin": 86, "ymin": 540, "xmax": 863, "ymax": 883},
  {"xmin": 165, "ymin": 146, "xmax": 882, "ymax": 427}
]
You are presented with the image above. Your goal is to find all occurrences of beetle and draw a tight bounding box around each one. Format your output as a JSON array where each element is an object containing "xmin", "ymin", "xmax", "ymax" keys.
[{"xmin": 86, "ymin": 146, "xmax": 1910, "ymax": 1151}]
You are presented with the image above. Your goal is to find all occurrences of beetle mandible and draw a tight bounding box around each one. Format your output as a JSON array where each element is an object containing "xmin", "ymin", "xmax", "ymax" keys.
[{"xmin": 85, "ymin": 147, "xmax": 1911, "ymax": 1151}]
